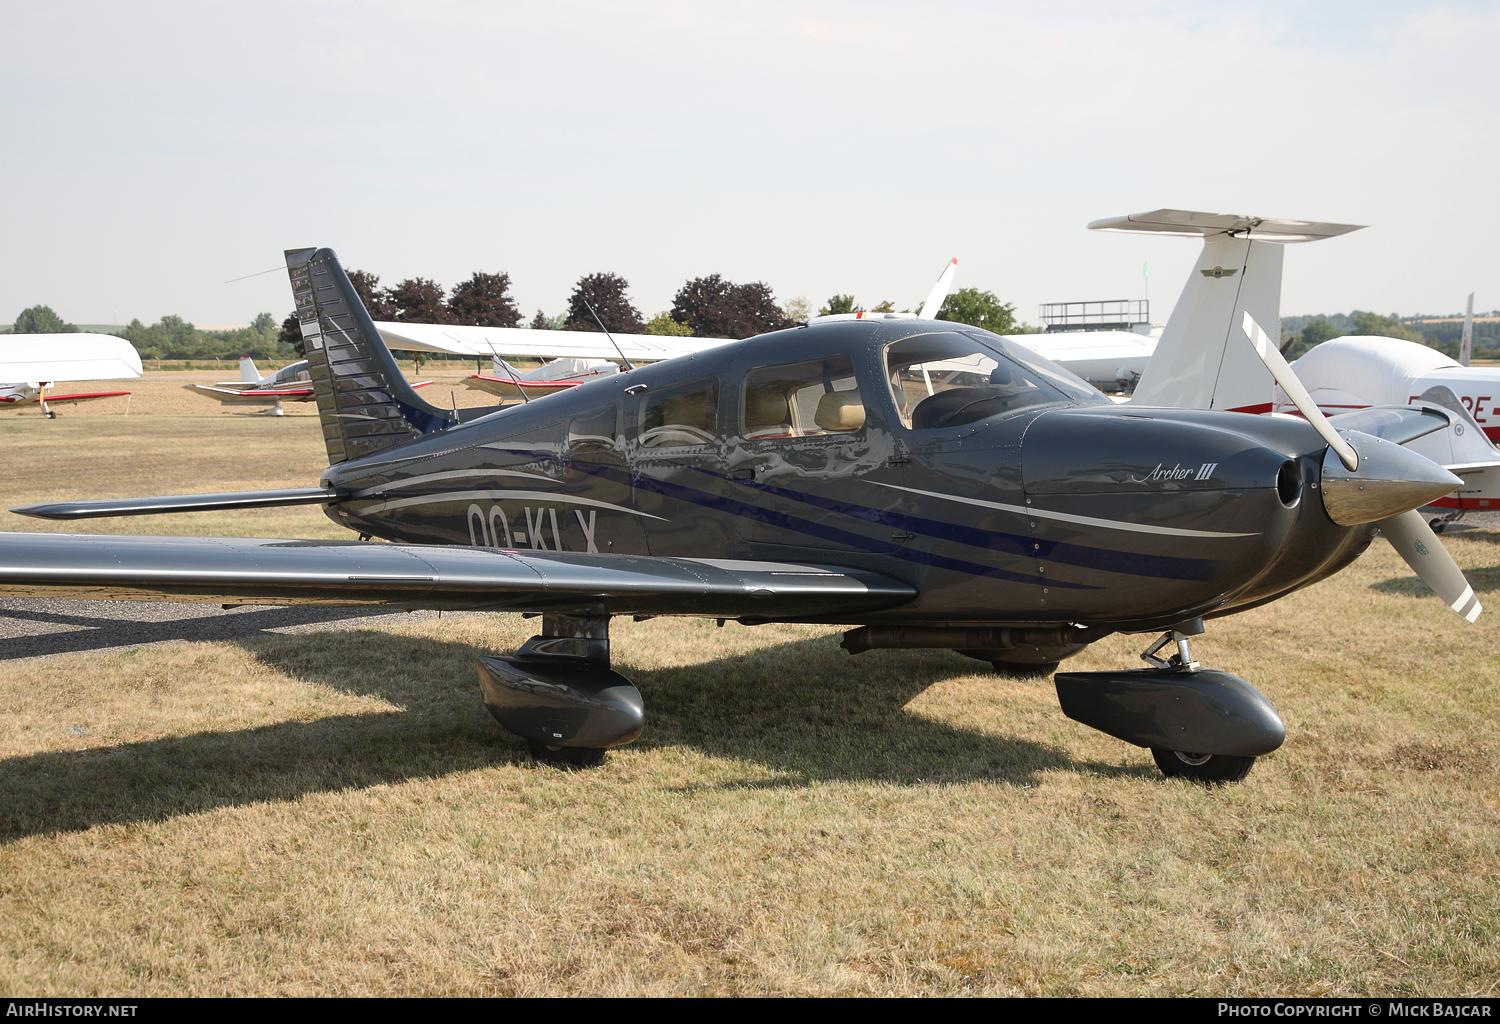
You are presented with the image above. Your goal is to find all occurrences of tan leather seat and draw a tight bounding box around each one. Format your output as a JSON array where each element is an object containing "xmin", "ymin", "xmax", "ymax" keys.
[
  {"xmin": 814, "ymin": 391, "xmax": 865, "ymax": 432},
  {"xmin": 745, "ymin": 387, "xmax": 792, "ymax": 436}
]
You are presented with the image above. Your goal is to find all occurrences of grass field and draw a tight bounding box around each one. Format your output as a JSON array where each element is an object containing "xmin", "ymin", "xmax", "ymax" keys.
[{"xmin": 0, "ymin": 391, "xmax": 1497, "ymax": 996}]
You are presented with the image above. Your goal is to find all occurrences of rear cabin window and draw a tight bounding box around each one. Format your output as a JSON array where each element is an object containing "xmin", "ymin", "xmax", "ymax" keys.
[
  {"xmin": 637, "ymin": 377, "xmax": 719, "ymax": 448},
  {"xmin": 741, "ymin": 355, "xmax": 865, "ymax": 439}
]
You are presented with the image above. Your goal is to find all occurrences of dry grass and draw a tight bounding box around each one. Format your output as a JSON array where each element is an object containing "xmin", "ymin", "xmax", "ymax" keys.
[{"xmin": 0, "ymin": 411, "xmax": 1497, "ymax": 996}]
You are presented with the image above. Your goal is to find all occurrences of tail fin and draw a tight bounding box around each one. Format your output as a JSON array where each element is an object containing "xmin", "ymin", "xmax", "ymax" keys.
[
  {"xmin": 1461, "ymin": 292, "xmax": 1474, "ymax": 367},
  {"xmin": 238, "ymin": 355, "xmax": 260, "ymax": 383},
  {"xmin": 1090, "ymin": 210, "xmax": 1364, "ymax": 412},
  {"xmin": 285, "ymin": 247, "xmax": 458, "ymax": 465}
]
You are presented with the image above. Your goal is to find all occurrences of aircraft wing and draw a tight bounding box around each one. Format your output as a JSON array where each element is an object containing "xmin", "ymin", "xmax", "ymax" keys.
[
  {"xmin": 375, "ymin": 322, "xmax": 731, "ymax": 363},
  {"xmin": 0, "ymin": 334, "xmax": 143, "ymax": 383},
  {"xmin": 186, "ymin": 383, "xmax": 317, "ymax": 404},
  {"xmin": 462, "ymin": 375, "xmax": 578, "ymax": 399},
  {"xmin": 0, "ymin": 390, "xmax": 130, "ymax": 410},
  {"xmin": 1011, "ymin": 330, "xmax": 1157, "ymax": 389},
  {"xmin": 0, "ymin": 532, "xmax": 915, "ymax": 619},
  {"xmin": 185, "ymin": 381, "xmax": 433, "ymax": 404}
]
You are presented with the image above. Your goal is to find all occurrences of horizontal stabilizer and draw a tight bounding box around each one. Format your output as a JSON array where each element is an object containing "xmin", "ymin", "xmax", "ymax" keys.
[
  {"xmin": 11, "ymin": 488, "xmax": 342, "ymax": 520},
  {"xmin": 1089, "ymin": 209, "xmax": 1365, "ymax": 243},
  {"xmin": 0, "ymin": 533, "xmax": 915, "ymax": 619},
  {"xmin": 1327, "ymin": 406, "xmax": 1452, "ymax": 446}
]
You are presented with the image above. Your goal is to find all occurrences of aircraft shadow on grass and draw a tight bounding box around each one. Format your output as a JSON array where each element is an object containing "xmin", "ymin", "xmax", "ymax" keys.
[
  {"xmin": 0, "ymin": 601, "xmax": 406, "ymax": 660},
  {"xmin": 0, "ymin": 628, "xmax": 1152, "ymax": 842}
]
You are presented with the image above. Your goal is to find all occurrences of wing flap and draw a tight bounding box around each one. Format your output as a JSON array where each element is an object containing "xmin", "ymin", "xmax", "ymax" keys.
[{"xmin": 0, "ymin": 532, "xmax": 915, "ymax": 619}]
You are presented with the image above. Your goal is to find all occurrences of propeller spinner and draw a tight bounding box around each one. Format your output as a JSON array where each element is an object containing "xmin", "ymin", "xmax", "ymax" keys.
[{"xmin": 1241, "ymin": 313, "xmax": 1481, "ymax": 622}]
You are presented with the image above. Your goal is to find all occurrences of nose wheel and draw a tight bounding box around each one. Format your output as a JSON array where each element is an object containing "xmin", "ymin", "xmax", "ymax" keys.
[{"xmin": 1151, "ymin": 747, "xmax": 1256, "ymax": 784}]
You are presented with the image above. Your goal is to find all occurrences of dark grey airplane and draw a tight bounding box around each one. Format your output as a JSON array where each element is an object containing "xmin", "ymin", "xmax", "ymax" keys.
[{"xmin": 0, "ymin": 248, "xmax": 1472, "ymax": 782}]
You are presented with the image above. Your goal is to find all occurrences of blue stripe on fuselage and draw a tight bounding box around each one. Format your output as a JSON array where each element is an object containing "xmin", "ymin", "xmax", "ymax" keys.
[{"xmin": 476, "ymin": 447, "xmax": 1215, "ymax": 585}]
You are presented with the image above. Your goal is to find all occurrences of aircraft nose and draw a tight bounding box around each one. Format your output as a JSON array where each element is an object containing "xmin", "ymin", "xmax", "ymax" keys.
[{"xmin": 1319, "ymin": 429, "xmax": 1463, "ymax": 526}]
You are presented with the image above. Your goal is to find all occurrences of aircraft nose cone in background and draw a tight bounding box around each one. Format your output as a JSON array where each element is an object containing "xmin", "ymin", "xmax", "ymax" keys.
[{"xmin": 1319, "ymin": 430, "xmax": 1464, "ymax": 526}]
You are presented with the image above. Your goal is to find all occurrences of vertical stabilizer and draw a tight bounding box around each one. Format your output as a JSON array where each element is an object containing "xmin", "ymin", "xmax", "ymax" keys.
[
  {"xmin": 285, "ymin": 247, "xmax": 459, "ymax": 465},
  {"xmin": 239, "ymin": 355, "xmax": 261, "ymax": 383},
  {"xmin": 1088, "ymin": 210, "xmax": 1364, "ymax": 413},
  {"xmin": 1461, "ymin": 293, "xmax": 1474, "ymax": 367},
  {"xmin": 1130, "ymin": 236, "xmax": 1283, "ymax": 412}
]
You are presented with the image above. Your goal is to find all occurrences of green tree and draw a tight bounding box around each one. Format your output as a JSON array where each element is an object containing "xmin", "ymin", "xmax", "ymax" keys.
[
  {"xmin": 937, "ymin": 288, "xmax": 1017, "ymax": 334},
  {"xmin": 818, "ymin": 294, "xmax": 857, "ymax": 317},
  {"xmin": 565, "ymin": 273, "xmax": 643, "ymax": 334},
  {"xmin": 278, "ymin": 314, "xmax": 305, "ymax": 357},
  {"xmin": 1349, "ymin": 311, "xmax": 1424, "ymax": 343},
  {"xmin": 780, "ymin": 296, "xmax": 812, "ymax": 323},
  {"xmin": 643, "ymin": 312, "xmax": 693, "ymax": 337},
  {"xmin": 448, "ymin": 271, "xmax": 522, "ymax": 328},
  {"xmin": 386, "ymin": 278, "xmax": 453, "ymax": 323},
  {"xmin": 671, "ymin": 275, "xmax": 790, "ymax": 339},
  {"xmin": 13, "ymin": 305, "xmax": 76, "ymax": 333},
  {"xmin": 348, "ymin": 270, "xmax": 397, "ymax": 320},
  {"xmin": 529, "ymin": 310, "xmax": 567, "ymax": 330}
]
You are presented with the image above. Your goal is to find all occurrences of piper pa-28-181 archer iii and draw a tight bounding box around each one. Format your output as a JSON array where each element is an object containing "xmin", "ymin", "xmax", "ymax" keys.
[
  {"xmin": 0, "ymin": 333, "xmax": 142, "ymax": 417},
  {"xmin": 1, "ymin": 231, "xmax": 1480, "ymax": 783}
]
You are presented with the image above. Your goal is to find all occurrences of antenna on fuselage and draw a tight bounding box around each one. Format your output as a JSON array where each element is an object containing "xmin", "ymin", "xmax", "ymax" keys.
[
  {"xmin": 584, "ymin": 300, "xmax": 635, "ymax": 371},
  {"xmin": 499, "ymin": 357, "xmax": 531, "ymax": 404}
]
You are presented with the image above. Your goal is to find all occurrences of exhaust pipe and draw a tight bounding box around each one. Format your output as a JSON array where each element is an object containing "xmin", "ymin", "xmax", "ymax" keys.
[{"xmin": 841, "ymin": 624, "xmax": 1111, "ymax": 655}]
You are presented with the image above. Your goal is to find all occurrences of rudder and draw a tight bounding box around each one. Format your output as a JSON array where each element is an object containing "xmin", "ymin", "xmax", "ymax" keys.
[{"xmin": 285, "ymin": 247, "xmax": 457, "ymax": 465}]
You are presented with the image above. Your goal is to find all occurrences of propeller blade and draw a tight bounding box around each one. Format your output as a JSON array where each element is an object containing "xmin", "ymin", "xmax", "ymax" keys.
[
  {"xmin": 1241, "ymin": 311, "xmax": 1359, "ymax": 471},
  {"xmin": 1378, "ymin": 508, "xmax": 1482, "ymax": 622},
  {"xmin": 918, "ymin": 258, "xmax": 959, "ymax": 320}
]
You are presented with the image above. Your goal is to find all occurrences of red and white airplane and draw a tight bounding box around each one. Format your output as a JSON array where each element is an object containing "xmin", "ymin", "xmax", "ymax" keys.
[
  {"xmin": 186, "ymin": 354, "xmax": 433, "ymax": 414},
  {"xmin": 1273, "ymin": 326, "xmax": 1500, "ymax": 521},
  {"xmin": 0, "ymin": 334, "xmax": 142, "ymax": 417}
]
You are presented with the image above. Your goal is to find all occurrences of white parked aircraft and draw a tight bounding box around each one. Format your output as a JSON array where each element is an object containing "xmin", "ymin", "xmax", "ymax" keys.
[
  {"xmin": 1273, "ymin": 332, "xmax": 1500, "ymax": 522},
  {"xmin": 0, "ymin": 333, "xmax": 142, "ymax": 417},
  {"xmin": 186, "ymin": 354, "xmax": 434, "ymax": 414},
  {"xmin": 464, "ymin": 356, "xmax": 621, "ymax": 400}
]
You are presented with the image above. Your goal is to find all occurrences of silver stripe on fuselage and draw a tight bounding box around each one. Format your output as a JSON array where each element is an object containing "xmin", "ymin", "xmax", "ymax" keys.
[
  {"xmin": 352, "ymin": 468, "xmax": 553, "ymax": 498},
  {"xmin": 872, "ymin": 483, "xmax": 1260, "ymax": 538},
  {"xmin": 351, "ymin": 488, "xmax": 666, "ymax": 520}
]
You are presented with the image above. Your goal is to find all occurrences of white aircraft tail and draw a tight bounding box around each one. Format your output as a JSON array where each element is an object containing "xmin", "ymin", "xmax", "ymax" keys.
[
  {"xmin": 918, "ymin": 258, "xmax": 959, "ymax": 320},
  {"xmin": 1461, "ymin": 293, "xmax": 1474, "ymax": 367},
  {"xmin": 239, "ymin": 355, "xmax": 261, "ymax": 383},
  {"xmin": 1090, "ymin": 210, "xmax": 1364, "ymax": 412}
]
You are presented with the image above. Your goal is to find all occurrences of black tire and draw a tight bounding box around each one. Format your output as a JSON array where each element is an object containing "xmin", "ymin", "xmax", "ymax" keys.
[
  {"xmin": 1151, "ymin": 747, "xmax": 1255, "ymax": 784},
  {"xmin": 527, "ymin": 741, "xmax": 607, "ymax": 768}
]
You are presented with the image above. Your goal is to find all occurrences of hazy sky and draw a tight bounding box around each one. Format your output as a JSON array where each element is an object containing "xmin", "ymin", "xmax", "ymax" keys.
[{"xmin": 3, "ymin": 1, "xmax": 1496, "ymax": 328}]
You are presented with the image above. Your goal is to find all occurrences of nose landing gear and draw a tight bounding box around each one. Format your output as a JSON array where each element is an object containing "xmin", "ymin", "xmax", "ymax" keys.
[{"xmin": 1054, "ymin": 619, "xmax": 1285, "ymax": 784}]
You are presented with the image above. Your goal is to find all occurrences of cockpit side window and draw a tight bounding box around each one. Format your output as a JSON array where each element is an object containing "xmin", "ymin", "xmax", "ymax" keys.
[
  {"xmin": 637, "ymin": 376, "xmax": 720, "ymax": 448},
  {"xmin": 741, "ymin": 355, "xmax": 864, "ymax": 439},
  {"xmin": 884, "ymin": 332, "xmax": 1094, "ymax": 430},
  {"xmin": 569, "ymin": 404, "xmax": 619, "ymax": 453}
]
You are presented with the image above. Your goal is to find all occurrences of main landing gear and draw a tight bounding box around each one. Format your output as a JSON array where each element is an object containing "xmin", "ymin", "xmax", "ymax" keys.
[
  {"xmin": 1429, "ymin": 510, "xmax": 1465, "ymax": 534},
  {"xmin": 1054, "ymin": 620, "xmax": 1286, "ymax": 784},
  {"xmin": 476, "ymin": 614, "xmax": 642, "ymax": 768}
]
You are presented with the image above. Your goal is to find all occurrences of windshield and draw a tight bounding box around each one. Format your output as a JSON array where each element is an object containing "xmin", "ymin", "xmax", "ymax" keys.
[{"xmin": 884, "ymin": 332, "xmax": 1102, "ymax": 430}]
